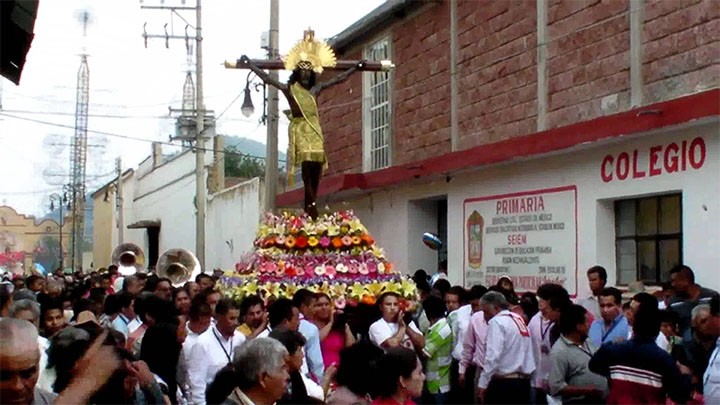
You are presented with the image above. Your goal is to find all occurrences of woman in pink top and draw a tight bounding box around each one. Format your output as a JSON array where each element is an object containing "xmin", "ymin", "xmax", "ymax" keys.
[{"xmin": 313, "ymin": 293, "xmax": 355, "ymax": 368}]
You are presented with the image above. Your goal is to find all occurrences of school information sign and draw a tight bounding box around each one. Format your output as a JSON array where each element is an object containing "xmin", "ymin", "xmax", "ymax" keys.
[{"xmin": 463, "ymin": 186, "xmax": 578, "ymax": 297}]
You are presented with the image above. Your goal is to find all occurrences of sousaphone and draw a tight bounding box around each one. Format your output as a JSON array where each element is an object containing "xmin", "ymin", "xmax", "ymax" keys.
[
  {"xmin": 111, "ymin": 243, "xmax": 146, "ymax": 276},
  {"xmin": 156, "ymin": 248, "xmax": 202, "ymax": 287}
]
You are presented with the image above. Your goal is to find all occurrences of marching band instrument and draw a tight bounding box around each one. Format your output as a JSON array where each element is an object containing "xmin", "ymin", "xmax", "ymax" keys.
[
  {"xmin": 111, "ymin": 243, "xmax": 146, "ymax": 276},
  {"xmin": 156, "ymin": 248, "xmax": 201, "ymax": 287}
]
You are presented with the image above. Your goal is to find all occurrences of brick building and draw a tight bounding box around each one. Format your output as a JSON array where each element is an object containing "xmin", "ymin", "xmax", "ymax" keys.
[{"xmin": 277, "ymin": 0, "xmax": 720, "ymax": 296}]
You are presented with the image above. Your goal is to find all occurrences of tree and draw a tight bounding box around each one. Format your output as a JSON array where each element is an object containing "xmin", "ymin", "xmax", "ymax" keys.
[{"xmin": 224, "ymin": 145, "xmax": 266, "ymax": 179}]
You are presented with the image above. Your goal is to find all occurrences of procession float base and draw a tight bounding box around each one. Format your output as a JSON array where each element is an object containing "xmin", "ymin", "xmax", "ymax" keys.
[{"xmin": 219, "ymin": 210, "xmax": 418, "ymax": 311}]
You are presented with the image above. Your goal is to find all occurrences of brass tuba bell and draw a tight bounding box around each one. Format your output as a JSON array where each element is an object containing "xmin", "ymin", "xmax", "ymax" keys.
[
  {"xmin": 111, "ymin": 243, "xmax": 146, "ymax": 276},
  {"xmin": 156, "ymin": 248, "xmax": 201, "ymax": 287}
]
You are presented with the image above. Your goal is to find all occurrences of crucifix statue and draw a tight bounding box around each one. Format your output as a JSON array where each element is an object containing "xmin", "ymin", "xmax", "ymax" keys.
[{"xmin": 225, "ymin": 29, "xmax": 393, "ymax": 219}]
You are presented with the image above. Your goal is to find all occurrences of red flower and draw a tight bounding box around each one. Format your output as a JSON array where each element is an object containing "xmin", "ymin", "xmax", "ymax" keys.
[{"xmin": 295, "ymin": 236, "xmax": 308, "ymax": 249}]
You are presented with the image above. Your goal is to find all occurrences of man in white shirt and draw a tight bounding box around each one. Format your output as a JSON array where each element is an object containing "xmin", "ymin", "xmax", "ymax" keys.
[
  {"xmin": 369, "ymin": 291, "xmax": 425, "ymax": 352},
  {"xmin": 446, "ymin": 286, "xmax": 472, "ymax": 402},
  {"xmin": 188, "ymin": 298, "xmax": 245, "ymax": 405},
  {"xmin": 477, "ymin": 291, "xmax": 535, "ymax": 404},
  {"xmin": 179, "ymin": 297, "xmax": 213, "ymax": 400},
  {"xmin": 110, "ymin": 292, "xmax": 135, "ymax": 339},
  {"xmin": 530, "ymin": 284, "xmax": 570, "ymax": 401},
  {"xmin": 579, "ymin": 266, "xmax": 606, "ymax": 321}
]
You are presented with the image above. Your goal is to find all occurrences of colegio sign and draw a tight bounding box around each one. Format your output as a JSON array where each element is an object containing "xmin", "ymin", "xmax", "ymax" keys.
[{"xmin": 600, "ymin": 137, "xmax": 706, "ymax": 183}]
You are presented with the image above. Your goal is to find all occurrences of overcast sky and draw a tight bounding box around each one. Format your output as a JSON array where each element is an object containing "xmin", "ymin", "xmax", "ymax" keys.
[{"xmin": 0, "ymin": 0, "xmax": 383, "ymax": 217}]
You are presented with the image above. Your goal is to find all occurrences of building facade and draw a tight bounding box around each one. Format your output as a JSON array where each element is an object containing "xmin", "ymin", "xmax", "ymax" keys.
[
  {"xmin": 276, "ymin": 0, "xmax": 720, "ymax": 296},
  {"xmin": 93, "ymin": 143, "xmax": 262, "ymax": 272},
  {"xmin": 0, "ymin": 206, "xmax": 71, "ymax": 275}
]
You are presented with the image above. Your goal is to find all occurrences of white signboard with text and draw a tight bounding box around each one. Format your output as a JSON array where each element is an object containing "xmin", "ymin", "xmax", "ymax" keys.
[{"xmin": 463, "ymin": 186, "xmax": 578, "ymax": 297}]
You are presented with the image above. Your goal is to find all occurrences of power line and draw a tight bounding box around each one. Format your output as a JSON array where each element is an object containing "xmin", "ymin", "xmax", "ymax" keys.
[{"xmin": 0, "ymin": 112, "xmax": 287, "ymax": 163}]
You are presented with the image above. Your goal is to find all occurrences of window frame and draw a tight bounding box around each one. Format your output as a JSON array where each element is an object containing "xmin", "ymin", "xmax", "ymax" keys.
[
  {"xmin": 614, "ymin": 193, "xmax": 683, "ymax": 286},
  {"xmin": 362, "ymin": 35, "xmax": 393, "ymax": 172}
]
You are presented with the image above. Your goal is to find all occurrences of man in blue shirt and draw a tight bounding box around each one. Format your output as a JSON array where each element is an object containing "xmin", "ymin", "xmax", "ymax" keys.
[
  {"xmin": 589, "ymin": 287, "xmax": 628, "ymax": 347},
  {"xmin": 292, "ymin": 289, "xmax": 325, "ymax": 381}
]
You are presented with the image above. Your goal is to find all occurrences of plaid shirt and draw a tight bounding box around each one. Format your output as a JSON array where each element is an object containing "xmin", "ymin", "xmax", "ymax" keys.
[{"xmin": 423, "ymin": 318, "xmax": 453, "ymax": 394}]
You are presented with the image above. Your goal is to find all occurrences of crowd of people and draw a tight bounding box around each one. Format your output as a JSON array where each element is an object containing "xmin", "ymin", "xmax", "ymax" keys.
[{"xmin": 0, "ymin": 263, "xmax": 719, "ymax": 405}]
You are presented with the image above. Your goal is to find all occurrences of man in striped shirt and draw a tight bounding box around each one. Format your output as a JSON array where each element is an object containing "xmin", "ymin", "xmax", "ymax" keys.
[
  {"xmin": 422, "ymin": 295, "xmax": 454, "ymax": 404},
  {"xmin": 589, "ymin": 302, "xmax": 690, "ymax": 404}
]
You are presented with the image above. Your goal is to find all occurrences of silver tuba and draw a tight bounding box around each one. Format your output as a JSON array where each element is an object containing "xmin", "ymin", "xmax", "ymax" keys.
[
  {"xmin": 156, "ymin": 248, "xmax": 202, "ymax": 287},
  {"xmin": 111, "ymin": 243, "xmax": 146, "ymax": 276}
]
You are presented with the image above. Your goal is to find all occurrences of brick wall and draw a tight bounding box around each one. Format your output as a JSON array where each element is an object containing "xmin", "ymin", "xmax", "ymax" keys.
[
  {"xmin": 457, "ymin": 0, "xmax": 538, "ymax": 149},
  {"xmin": 318, "ymin": 0, "xmax": 719, "ymax": 176},
  {"xmin": 393, "ymin": 3, "xmax": 452, "ymax": 165},
  {"xmin": 642, "ymin": 0, "xmax": 720, "ymax": 104},
  {"xmin": 317, "ymin": 50, "xmax": 363, "ymax": 176},
  {"xmin": 547, "ymin": 0, "xmax": 631, "ymax": 128}
]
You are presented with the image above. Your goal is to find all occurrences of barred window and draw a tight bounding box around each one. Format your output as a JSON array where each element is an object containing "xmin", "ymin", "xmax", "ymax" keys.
[
  {"xmin": 363, "ymin": 37, "xmax": 392, "ymax": 171},
  {"xmin": 615, "ymin": 194, "xmax": 682, "ymax": 285}
]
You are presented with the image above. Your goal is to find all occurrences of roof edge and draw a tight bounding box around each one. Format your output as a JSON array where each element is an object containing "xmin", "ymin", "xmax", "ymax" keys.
[{"xmin": 328, "ymin": 0, "xmax": 424, "ymax": 53}]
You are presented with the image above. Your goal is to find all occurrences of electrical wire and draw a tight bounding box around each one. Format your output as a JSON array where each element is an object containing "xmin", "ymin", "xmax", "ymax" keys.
[{"xmin": 0, "ymin": 112, "xmax": 287, "ymax": 163}]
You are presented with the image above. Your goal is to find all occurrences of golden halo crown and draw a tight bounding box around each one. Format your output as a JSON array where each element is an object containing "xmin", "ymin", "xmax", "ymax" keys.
[{"xmin": 283, "ymin": 28, "xmax": 337, "ymax": 74}]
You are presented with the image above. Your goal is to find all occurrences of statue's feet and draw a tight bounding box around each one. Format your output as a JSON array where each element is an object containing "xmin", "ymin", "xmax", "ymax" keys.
[{"xmin": 306, "ymin": 202, "xmax": 319, "ymax": 220}]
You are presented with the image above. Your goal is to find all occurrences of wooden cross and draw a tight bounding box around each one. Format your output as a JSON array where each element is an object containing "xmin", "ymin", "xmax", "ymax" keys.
[{"xmin": 223, "ymin": 38, "xmax": 393, "ymax": 219}]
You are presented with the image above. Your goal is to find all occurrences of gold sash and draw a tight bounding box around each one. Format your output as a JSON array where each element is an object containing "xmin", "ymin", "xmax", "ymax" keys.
[{"xmin": 287, "ymin": 83, "xmax": 327, "ymax": 186}]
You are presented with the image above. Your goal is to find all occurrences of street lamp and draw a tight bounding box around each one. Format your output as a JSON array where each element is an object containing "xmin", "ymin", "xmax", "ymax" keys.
[
  {"xmin": 49, "ymin": 192, "xmax": 67, "ymax": 270},
  {"xmin": 240, "ymin": 71, "xmax": 267, "ymax": 124}
]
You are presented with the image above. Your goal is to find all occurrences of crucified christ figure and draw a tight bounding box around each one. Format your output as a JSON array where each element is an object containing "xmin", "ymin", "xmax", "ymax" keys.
[{"xmin": 239, "ymin": 55, "xmax": 364, "ymax": 219}]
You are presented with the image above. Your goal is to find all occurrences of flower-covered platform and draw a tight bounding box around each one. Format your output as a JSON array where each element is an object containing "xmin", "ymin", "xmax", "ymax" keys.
[{"xmin": 219, "ymin": 210, "xmax": 417, "ymax": 309}]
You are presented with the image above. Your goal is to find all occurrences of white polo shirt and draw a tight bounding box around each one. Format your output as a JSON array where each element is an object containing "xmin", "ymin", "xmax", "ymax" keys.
[{"xmin": 187, "ymin": 325, "xmax": 245, "ymax": 405}]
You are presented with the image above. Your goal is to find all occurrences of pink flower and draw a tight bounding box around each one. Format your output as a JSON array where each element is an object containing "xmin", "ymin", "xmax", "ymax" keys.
[
  {"xmin": 325, "ymin": 265, "xmax": 336, "ymax": 279},
  {"xmin": 358, "ymin": 263, "xmax": 369, "ymax": 275},
  {"xmin": 334, "ymin": 297, "xmax": 346, "ymax": 310},
  {"xmin": 368, "ymin": 262, "xmax": 377, "ymax": 274},
  {"xmin": 341, "ymin": 236, "xmax": 353, "ymax": 246},
  {"xmin": 320, "ymin": 236, "xmax": 331, "ymax": 248},
  {"xmin": 304, "ymin": 265, "xmax": 315, "ymax": 277},
  {"xmin": 348, "ymin": 263, "xmax": 358, "ymax": 274}
]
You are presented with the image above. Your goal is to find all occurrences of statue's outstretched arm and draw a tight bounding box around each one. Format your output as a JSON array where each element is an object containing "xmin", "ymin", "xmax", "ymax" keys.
[
  {"xmin": 313, "ymin": 60, "xmax": 366, "ymax": 96},
  {"xmin": 239, "ymin": 55, "xmax": 287, "ymax": 91}
]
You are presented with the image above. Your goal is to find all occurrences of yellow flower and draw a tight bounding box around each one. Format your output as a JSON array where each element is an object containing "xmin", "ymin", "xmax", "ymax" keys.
[
  {"xmin": 371, "ymin": 246, "xmax": 385, "ymax": 259},
  {"xmin": 349, "ymin": 283, "xmax": 366, "ymax": 299},
  {"xmin": 283, "ymin": 283, "xmax": 299, "ymax": 298},
  {"xmin": 364, "ymin": 281, "xmax": 385, "ymax": 297},
  {"xmin": 327, "ymin": 224, "xmax": 340, "ymax": 236},
  {"xmin": 330, "ymin": 283, "xmax": 348, "ymax": 299},
  {"xmin": 242, "ymin": 282, "xmax": 260, "ymax": 296},
  {"xmin": 316, "ymin": 281, "xmax": 331, "ymax": 296},
  {"xmin": 349, "ymin": 219, "xmax": 366, "ymax": 233},
  {"xmin": 400, "ymin": 279, "xmax": 417, "ymax": 298},
  {"xmin": 264, "ymin": 282, "xmax": 282, "ymax": 299},
  {"xmin": 308, "ymin": 236, "xmax": 319, "ymax": 247},
  {"xmin": 384, "ymin": 282, "xmax": 401, "ymax": 294}
]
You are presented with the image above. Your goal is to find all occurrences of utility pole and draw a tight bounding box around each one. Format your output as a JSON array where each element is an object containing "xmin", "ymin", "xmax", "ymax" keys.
[
  {"xmin": 141, "ymin": 0, "xmax": 206, "ymax": 269},
  {"xmin": 194, "ymin": 0, "xmax": 206, "ymax": 269},
  {"xmin": 265, "ymin": 0, "xmax": 279, "ymax": 212},
  {"xmin": 116, "ymin": 157, "xmax": 124, "ymax": 245}
]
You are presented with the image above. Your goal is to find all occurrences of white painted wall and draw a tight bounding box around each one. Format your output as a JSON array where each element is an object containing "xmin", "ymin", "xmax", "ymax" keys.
[
  {"xmin": 128, "ymin": 151, "xmax": 200, "ymax": 253},
  {"xmin": 206, "ymin": 178, "xmax": 262, "ymax": 270},
  {"xmin": 342, "ymin": 120, "xmax": 720, "ymax": 299},
  {"xmin": 110, "ymin": 148, "xmax": 261, "ymax": 271}
]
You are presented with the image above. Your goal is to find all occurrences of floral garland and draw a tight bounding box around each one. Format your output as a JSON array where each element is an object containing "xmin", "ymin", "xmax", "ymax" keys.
[
  {"xmin": 221, "ymin": 210, "xmax": 418, "ymax": 308},
  {"xmin": 0, "ymin": 251, "xmax": 24, "ymax": 268}
]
